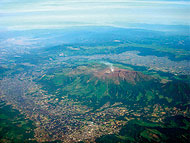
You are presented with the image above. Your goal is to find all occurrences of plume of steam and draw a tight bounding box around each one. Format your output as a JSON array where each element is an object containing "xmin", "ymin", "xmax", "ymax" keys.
[
  {"xmin": 110, "ymin": 65, "xmax": 114, "ymax": 72},
  {"xmin": 102, "ymin": 62, "xmax": 114, "ymax": 72}
]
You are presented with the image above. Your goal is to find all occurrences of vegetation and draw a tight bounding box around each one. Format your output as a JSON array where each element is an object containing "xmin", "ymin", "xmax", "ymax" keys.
[
  {"xmin": 0, "ymin": 101, "xmax": 36, "ymax": 143},
  {"xmin": 39, "ymin": 64, "xmax": 190, "ymax": 110},
  {"xmin": 96, "ymin": 116, "xmax": 190, "ymax": 143}
]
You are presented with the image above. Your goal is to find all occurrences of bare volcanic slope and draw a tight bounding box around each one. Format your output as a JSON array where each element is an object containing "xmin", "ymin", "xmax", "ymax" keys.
[{"xmin": 93, "ymin": 67, "xmax": 153, "ymax": 84}]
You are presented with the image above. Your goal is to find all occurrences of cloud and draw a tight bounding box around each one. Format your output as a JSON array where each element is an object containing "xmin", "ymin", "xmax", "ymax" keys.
[
  {"xmin": 0, "ymin": 0, "xmax": 189, "ymax": 30},
  {"xmin": 1, "ymin": 37, "xmax": 38, "ymax": 46}
]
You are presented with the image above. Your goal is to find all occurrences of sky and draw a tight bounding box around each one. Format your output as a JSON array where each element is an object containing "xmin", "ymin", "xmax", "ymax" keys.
[{"xmin": 0, "ymin": 0, "xmax": 189, "ymax": 30}]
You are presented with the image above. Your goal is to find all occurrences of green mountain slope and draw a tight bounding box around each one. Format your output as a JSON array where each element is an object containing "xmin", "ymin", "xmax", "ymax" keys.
[{"xmin": 39, "ymin": 64, "xmax": 190, "ymax": 109}]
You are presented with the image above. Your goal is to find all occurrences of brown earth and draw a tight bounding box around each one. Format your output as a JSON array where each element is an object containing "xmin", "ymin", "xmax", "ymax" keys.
[{"xmin": 94, "ymin": 67, "xmax": 153, "ymax": 84}]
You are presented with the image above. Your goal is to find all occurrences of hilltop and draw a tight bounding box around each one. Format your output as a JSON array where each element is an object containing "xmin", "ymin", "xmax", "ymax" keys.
[{"xmin": 94, "ymin": 67, "xmax": 153, "ymax": 85}]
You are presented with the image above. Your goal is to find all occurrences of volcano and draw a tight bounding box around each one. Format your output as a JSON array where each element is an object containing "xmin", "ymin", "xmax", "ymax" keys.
[{"xmin": 94, "ymin": 68, "xmax": 153, "ymax": 84}]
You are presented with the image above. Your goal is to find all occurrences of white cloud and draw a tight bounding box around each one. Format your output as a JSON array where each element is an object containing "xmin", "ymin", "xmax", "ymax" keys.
[
  {"xmin": 0, "ymin": 37, "xmax": 39, "ymax": 48},
  {"xmin": 0, "ymin": 0, "xmax": 189, "ymax": 30}
]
